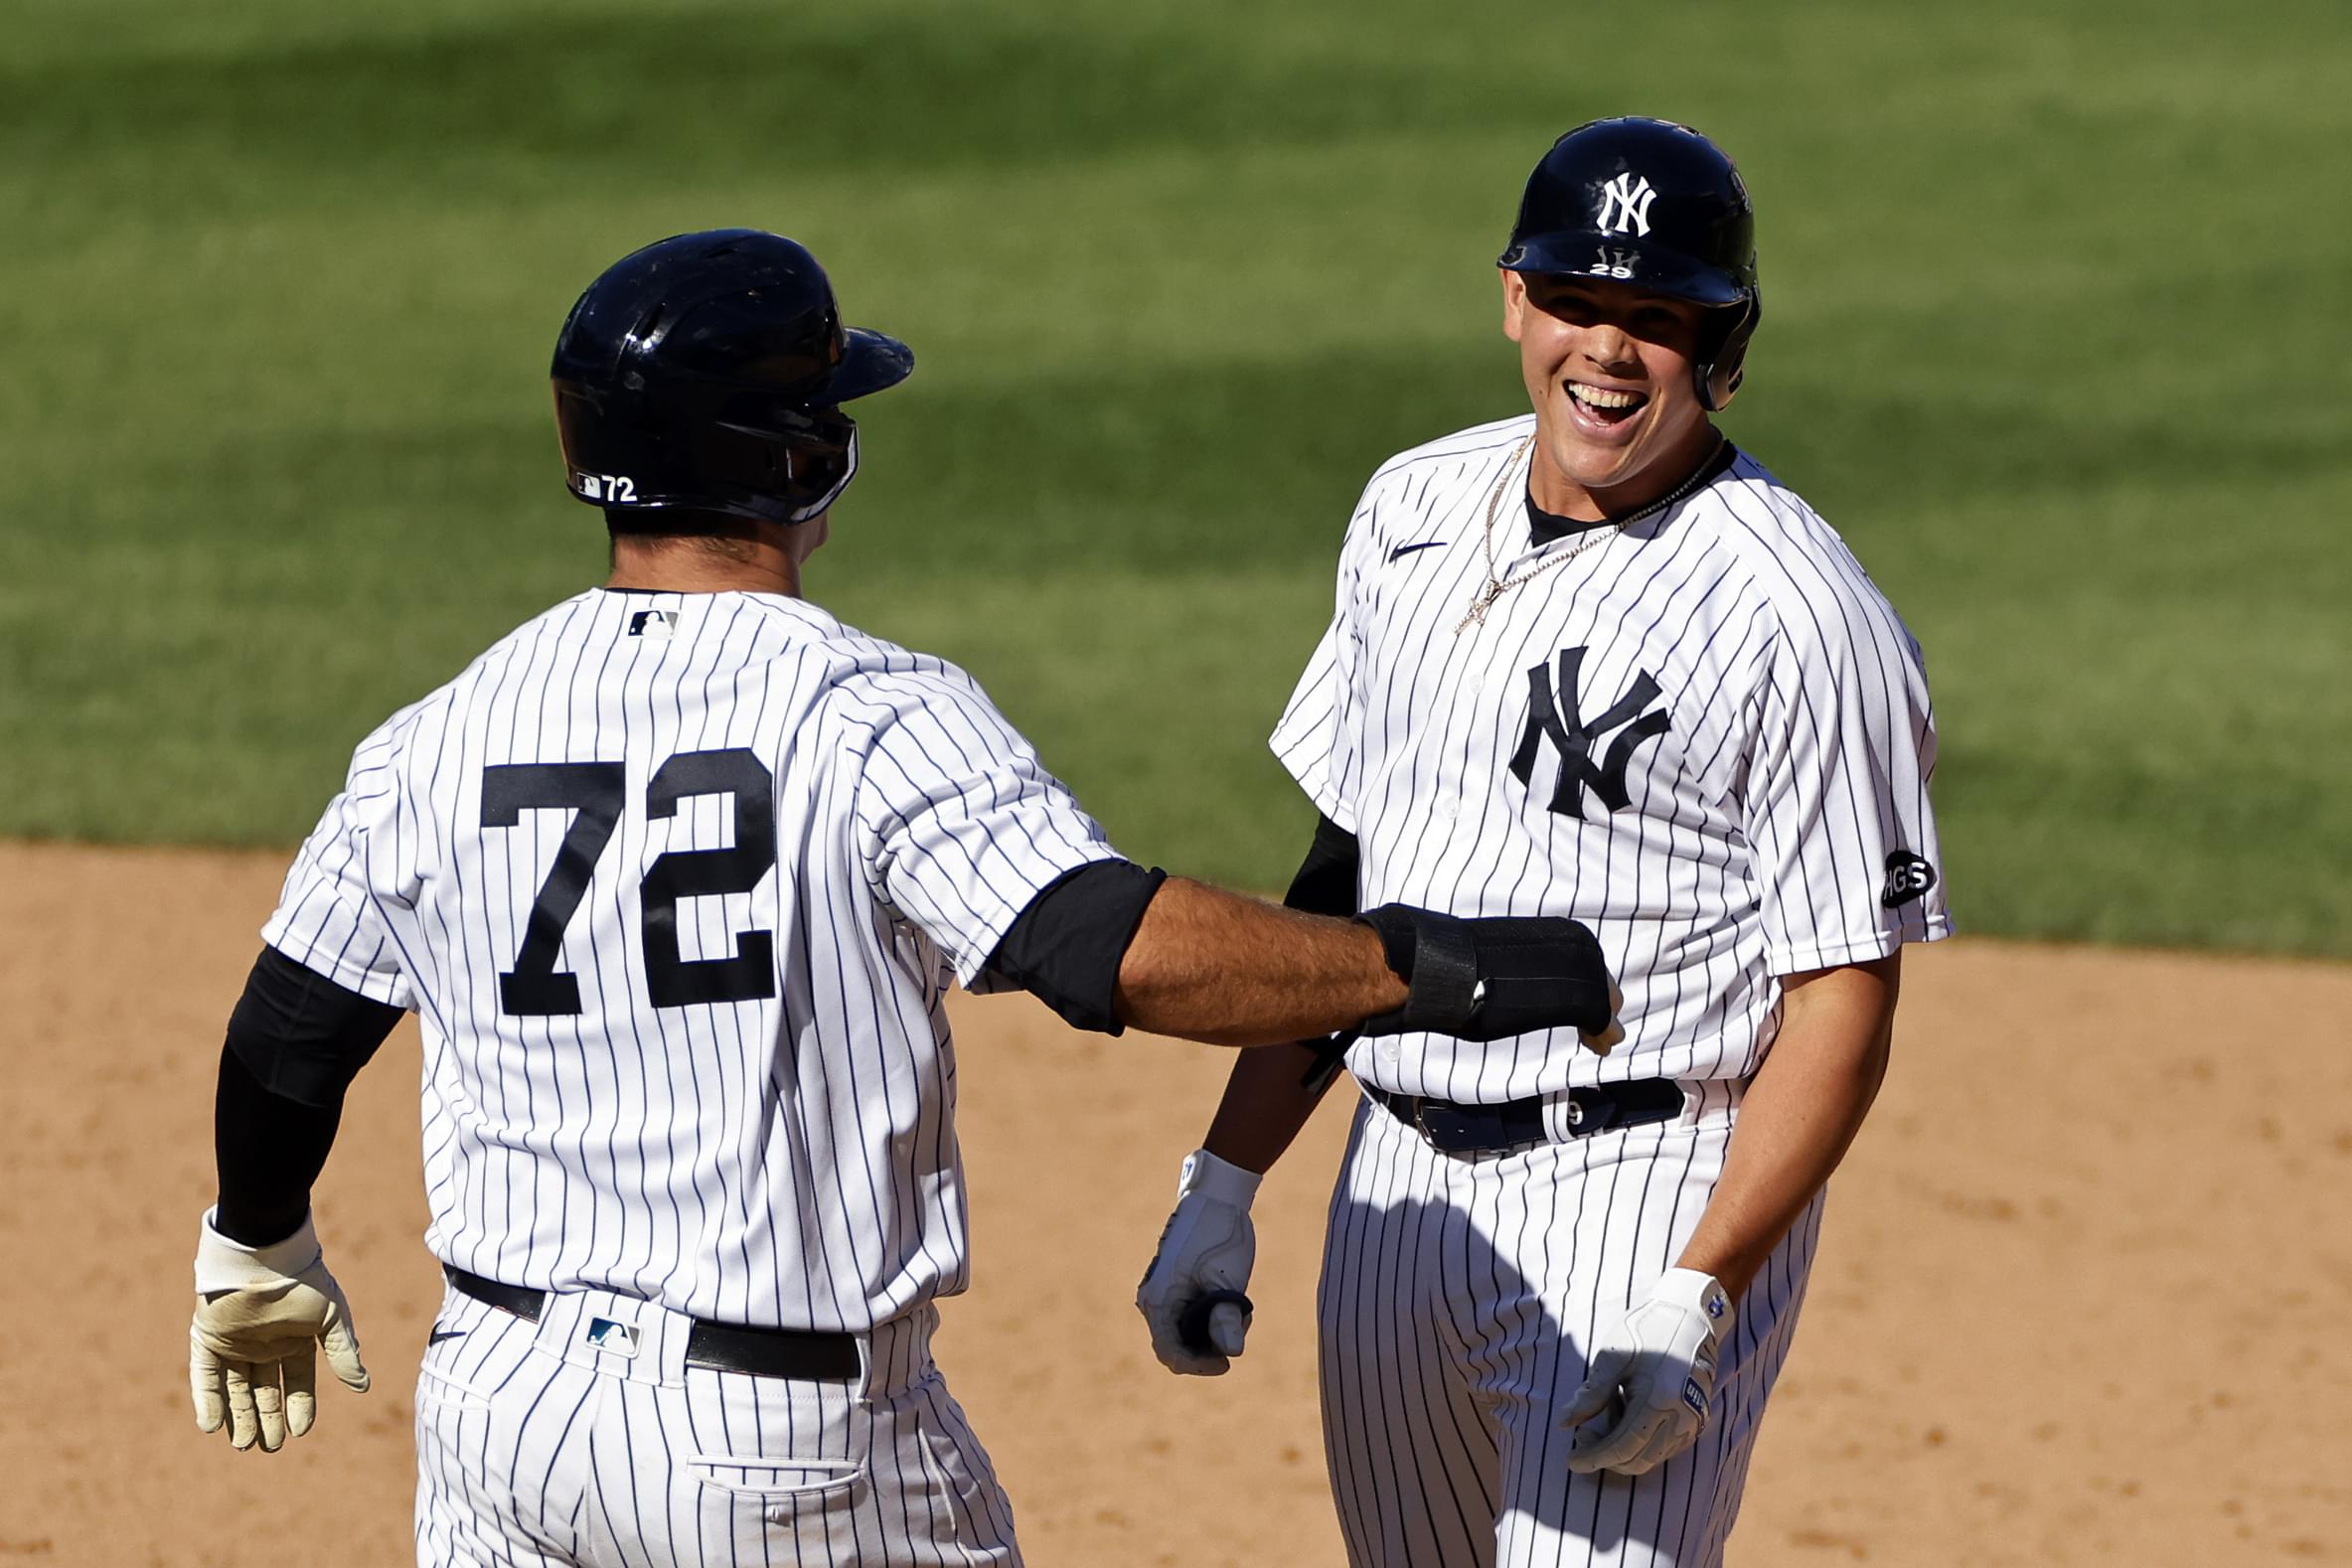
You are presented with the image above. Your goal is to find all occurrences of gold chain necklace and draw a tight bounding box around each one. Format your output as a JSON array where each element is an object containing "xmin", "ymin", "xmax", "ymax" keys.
[{"xmin": 1453, "ymin": 431, "xmax": 1726, "ymax": 635}]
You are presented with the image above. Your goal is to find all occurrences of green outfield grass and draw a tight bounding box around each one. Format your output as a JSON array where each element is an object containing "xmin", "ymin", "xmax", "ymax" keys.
[{"xmin": 4, "ymin": 0, "xmax": 2348, "ymax": 954}]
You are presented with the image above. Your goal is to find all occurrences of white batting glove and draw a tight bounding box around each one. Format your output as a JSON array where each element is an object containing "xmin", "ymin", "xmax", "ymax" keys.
[
  {"xmin": 190, "ymin": 1210, "xmax": 371, "ymax": 1452},
  {"xmin": 1136, "ymin": 1149, "xmax": 1259, "ymax": 1376},
  {"xmin": 1560, "ymin": 1268, "xmax": 1732, "ymax": 1476}
]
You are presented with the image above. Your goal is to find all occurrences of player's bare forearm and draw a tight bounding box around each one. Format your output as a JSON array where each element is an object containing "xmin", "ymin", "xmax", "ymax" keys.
[
  {"xmin": 1201, "ymin": 1042, "xmax": 1340, "ymax": 1174},
  {"xmin": 1673, "ymin": 954, "xmax": 1901, "ymax": 1302},
  {"xmin": 1114, "ymin": 877, "xmax": 1407, "ymax": 1046}
]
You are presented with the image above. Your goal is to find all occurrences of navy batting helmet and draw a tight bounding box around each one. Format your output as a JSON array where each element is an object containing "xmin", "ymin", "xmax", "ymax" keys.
[
  {"xmin": 1499, "ymin": 118, "xmax": 1760, "ymax": 410},
  {"xmin": 550, "ymin": 230, "xmax": 913, "ymax": 528}
]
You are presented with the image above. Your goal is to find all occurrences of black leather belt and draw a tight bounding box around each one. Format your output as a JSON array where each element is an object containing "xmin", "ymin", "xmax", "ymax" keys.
[
  {"xmin": 1369, "ymin": 1079, "xmax": 1685, "ymax": 1155},
  {"xmin": 444, "ymin": 1267, "xmax": 861, "ymax": 1381}
]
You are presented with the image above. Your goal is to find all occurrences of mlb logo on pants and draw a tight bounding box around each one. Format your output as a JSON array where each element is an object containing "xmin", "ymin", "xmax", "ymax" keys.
[{"xmin": 586, "ymin": 1317, "xmax": 639, "ymax": 1358}]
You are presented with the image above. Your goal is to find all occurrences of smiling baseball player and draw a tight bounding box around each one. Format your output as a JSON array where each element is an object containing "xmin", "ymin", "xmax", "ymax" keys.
[
  {"xmin": 183, "ymin": 230, "xmax": 1625, "ymax": 1567},
  {"xmin": 1136, "ymin": 119, "xmax": 1951, "ymax": 1566}
]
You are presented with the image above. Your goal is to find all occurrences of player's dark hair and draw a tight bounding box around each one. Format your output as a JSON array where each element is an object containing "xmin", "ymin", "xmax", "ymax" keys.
[{"xmin": 604, "ymin": 510, "xmax": 769, "ymax": 567}]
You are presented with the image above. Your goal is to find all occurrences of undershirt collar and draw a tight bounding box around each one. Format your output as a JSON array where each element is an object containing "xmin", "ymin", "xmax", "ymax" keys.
[{"xmin": 1525, "ymin": 441, "xmax": 1740, "ymax": 549}]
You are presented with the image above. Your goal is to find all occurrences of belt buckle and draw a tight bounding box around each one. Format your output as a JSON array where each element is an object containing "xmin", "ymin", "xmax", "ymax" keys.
[
  {"xmin": 1395, "ymin": 1092, "xmax": 1492, "ymax": 1156},
  {"xmin": 1404, "ymin": 1095, "xmax": 1460, "ymax": 1153}
]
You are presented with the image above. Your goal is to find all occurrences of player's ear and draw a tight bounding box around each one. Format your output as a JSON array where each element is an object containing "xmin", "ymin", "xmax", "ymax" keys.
[{"xmin": 1500, "ymin": 268, "xmax": 1528, "ymax": 344}]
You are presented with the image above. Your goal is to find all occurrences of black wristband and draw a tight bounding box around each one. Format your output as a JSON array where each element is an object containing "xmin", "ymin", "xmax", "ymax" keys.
[
  {"xmin": 1352, "ymin": 906, "xmax": 1612, "ymax": 1041},
  {"xmin": 1359, "ymin": 907, "xmax": 1416, "ymax": 981},
  {"xmin": 1356, "ymin": 905, "xmax": 1483, "ymax": 1034}
]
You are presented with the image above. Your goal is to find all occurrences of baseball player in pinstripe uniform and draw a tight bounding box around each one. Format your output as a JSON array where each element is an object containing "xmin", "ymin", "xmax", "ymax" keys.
[
  {"xmin": 1136, "ymin": 119, "xmax": 1952, "ymax": 1565},
  {"xmin": 183, "ymin": 230, "xmax": 1626, "ymax": 1567}
]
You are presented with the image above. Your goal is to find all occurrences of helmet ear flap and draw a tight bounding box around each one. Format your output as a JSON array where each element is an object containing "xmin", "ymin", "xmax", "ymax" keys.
[
  {"xmin": 1695, "ymin": 354, "xmax": 1742, "ymax": 412},
  {"xmin": 1693, "ymin": 292, "xmax": 1761, "ymax": 412}
]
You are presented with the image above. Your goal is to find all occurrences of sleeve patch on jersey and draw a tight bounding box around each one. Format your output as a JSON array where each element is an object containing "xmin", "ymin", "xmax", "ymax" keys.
[{"xmin": 1879, "ymin": 851, "xmax": 1938, "ymax": 909}]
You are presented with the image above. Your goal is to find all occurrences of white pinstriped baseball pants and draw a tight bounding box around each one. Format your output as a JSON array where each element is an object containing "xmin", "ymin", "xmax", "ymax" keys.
[
  {"xmin": 413, "ymin": 1284, "xmax": 1019, "ymax": 1566},
  {"xmin": 1320, "ymin": 1086, "xmax": 1822, "ymax": 1568}
]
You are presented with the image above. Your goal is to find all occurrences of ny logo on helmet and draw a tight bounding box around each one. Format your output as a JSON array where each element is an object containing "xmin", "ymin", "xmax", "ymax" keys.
[
  {"xmin": 1508, "ymin": 647, "xmax": 1671, "ymax": 820},
  {"xmin": 1598, "ymin": 174, "xmax": 1656, "ymax": 236}
]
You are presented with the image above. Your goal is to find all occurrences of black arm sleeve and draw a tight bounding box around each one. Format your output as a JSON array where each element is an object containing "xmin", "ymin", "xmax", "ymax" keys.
[
  {"xmin": 214, "ymin": 1045, "xmax": 342, "ymax": 1246},
  {"xmin": 226, "ymin": 946, "xmax": 404, "ymax": 1107},
  {"xmin": 982, "ymin": 860, "xmax": 1168, "ymax": 1034},
  {"xmin": 1285, "ymin": 813, "xmax": 1360, "ymax": 916},
  {"xmin": 1289, "ymin": 813, "xmax": 1365, "ymax": 1092},
  {"xmin": 211, "ymin": 947, "xmax": 404, "ymax": 1246}
]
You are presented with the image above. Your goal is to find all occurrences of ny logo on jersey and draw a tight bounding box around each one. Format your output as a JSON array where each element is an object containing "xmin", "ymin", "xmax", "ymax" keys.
[
  {"xmin": 1597, "ymin": 173, "xmax": 1656, "ymax": 236},
  {"xmin": 1507, "ymin": 646, "xmax": 1671, "ymax": 820}
]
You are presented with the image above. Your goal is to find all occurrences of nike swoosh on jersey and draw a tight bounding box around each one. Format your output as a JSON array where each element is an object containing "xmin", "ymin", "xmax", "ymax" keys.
[
  {"xmin": 427, "ymin": 1329, "xmax": 466, "ymax": 1344},
  {"xmin": 1387, "ymin": 541, "xmax": 1446, "ymax": 562}
]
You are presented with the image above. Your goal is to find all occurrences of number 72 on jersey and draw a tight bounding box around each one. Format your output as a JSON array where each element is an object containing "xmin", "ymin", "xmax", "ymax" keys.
[{"xmin": 481, "ymin": 748, "xmax": 778, "ymax": 1017}]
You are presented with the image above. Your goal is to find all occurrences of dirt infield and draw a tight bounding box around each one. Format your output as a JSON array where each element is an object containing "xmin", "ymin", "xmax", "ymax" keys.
[{"xmin": 2, "ymin": 841, "xmax": 2345, "ymax": 1566}]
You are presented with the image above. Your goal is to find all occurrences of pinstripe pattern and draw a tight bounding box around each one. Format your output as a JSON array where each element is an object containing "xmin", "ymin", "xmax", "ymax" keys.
[
  {"xmin": 1271, "ymin": 412, "xmax": 1951, "ymax": 1102},
  {"xmin": 262, "ymin": 588, "xmax": 1117, "ymax": 1329},
  {"xmin": 1320, "ymin": 1094, "xmax": 1816, "ymax": 1568},
  {"xmin": 414, "ymin": 1286, "xmax": 1018, "ymax": 1566},
  {"xmin": 261, "ymin": 586, "xmax": 1115, "ymax": 1563},
  {"xmin": 1278, "ymin": 416, "xmax": 1944, "ymax": 1563}
]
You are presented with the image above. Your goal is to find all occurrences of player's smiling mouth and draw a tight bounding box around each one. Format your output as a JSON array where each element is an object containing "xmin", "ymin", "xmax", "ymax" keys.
[{"xmin": 1564, "ymin": 379, "xmax": 1648, "ymax": 437}]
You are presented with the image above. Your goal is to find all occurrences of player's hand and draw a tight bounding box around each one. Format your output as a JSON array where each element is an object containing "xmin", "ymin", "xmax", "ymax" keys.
[
  {"xmin": 190, "ymin": 1210, "xmax": 371, "ymax": 1452},
  {"xmin": 1560, "ymin": 1269, "xmax": 1730, "ymax": 1476},
  {"xmin": 1354, "ymin": 906, "xmax": 1621, "ymax": 1045},
  {"xmin": 1136, "ymin": 1149, "xmax": 1259, "ymax": 1376},
  {"xmin": 1582, "ymin": 977, "xmax": 1628, "ymax": 1057}
]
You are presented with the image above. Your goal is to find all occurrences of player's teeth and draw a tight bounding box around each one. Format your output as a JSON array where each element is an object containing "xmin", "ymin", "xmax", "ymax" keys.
[{"xmin": 1572, "ymin": 386, "xmax": 1643, "ymax": 409}]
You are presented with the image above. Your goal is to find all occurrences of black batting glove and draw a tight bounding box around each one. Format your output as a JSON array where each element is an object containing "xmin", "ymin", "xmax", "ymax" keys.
[{"xmin": 1353, "ymin": 906, "xmax": 1616, "ymax": 1042}]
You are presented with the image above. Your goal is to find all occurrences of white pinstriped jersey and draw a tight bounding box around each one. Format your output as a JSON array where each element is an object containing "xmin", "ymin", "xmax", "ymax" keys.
[
  {"xmin": 1274, "ymin": 412, "xmax": 1951, "ymax": 1103},
  {"xmin": 263, "ymin": 587, "xmax": 1119, "ymax": 1333}
]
